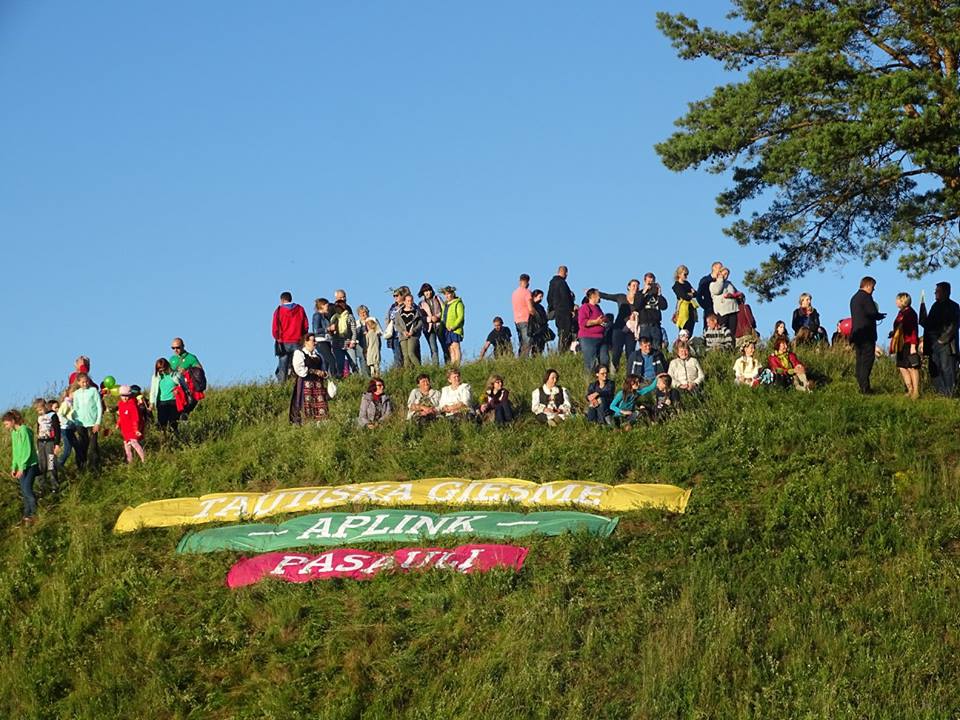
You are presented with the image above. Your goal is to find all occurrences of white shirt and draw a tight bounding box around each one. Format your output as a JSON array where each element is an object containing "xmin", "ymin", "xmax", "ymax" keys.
[
  {"xmin": 668, "ymin": 357, "xmax": 705, "ymax": 388},
  {"xmin": 733, "ymin": 355, "xmax": 761, "ymax": 383},
  {"xmin": 292, "ymin": 347, "xmax": 320, "ymax": 378},
  {"xmin": 439, "ymin": 383, "xmax": 473, "ymax": 415},
  {"xmin": 531, "ymin": 385, "xmax": 571, "ymax": 417}
]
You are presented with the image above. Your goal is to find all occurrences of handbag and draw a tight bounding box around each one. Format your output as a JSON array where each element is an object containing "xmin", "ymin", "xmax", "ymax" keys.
[
  {"xmin": 327, "ymin": 379, "xmax": 338, "ymax": 399},
  {"xmin": 889, "ymin": 326, "xmax": 904, "ymax": 354}
]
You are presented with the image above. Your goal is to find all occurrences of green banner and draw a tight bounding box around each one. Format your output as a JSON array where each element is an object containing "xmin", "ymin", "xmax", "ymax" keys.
[{"xmin": 176, "ymin": 510, "xmax": 618, "ymax": 554}]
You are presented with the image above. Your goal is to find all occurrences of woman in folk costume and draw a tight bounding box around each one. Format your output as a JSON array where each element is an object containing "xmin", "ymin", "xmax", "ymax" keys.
[{"xmin": 290, "ymin": 333, "xmax": 330, "ymax": 425}]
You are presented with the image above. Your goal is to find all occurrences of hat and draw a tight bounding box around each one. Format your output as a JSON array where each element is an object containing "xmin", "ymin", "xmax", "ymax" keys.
[
  {"xmin": 118, "ymin": 385, "xmax": 132, "ymax": 397},
  {"xmin": 129, "ymin": 384, "xmax": 142, "ymax": 395},
  {"xmin": 678, "ymin": 329, "xmax": 690, "ymax": 339},
  {"xmin": 440, "ymin": 285, "xmax": 456, "ymax": 294}
]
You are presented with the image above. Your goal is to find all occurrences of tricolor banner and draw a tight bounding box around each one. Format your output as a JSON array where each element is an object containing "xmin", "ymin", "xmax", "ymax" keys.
[
  {"xmin": 114, "ymin": 477, "xmax": 690, "ymax": 532},
  {"xmin": 176, "ymin": 509, "xmax": 618, "ymax": 554},
  {"xmin": 227, "ymin": 544, "xmax": 528, "ymax": 588}
]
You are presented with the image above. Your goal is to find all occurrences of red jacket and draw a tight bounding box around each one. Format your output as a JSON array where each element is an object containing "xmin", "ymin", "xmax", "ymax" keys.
[
  {"xmin": 116, "ymin": 398, "xmax": 143, "ymax": 441},
  {"xmin": 768, "ymin": 351, "xmax": 801, "ymax": 375},
  {"xmin": 273, "ymin": 303, "xmax": 308, "ymax": 343},
  {"xmin": 894, "ymin": 307, "xmax": 919, "ymax": 345}
]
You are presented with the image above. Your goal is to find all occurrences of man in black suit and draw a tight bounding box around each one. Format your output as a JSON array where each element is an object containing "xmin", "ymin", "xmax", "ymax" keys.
[
  {"xmin": 547, "ymin": 265, "xmax": 575, "ymax": 353},
  {"xmin": 696, "ymin": 261, "xmax": 722, "ymax": 331},
  {"xmin": 849, "ymin": 276, "xmax": 886, "ymax": 394},
  {"xmin": 920, "ymin": 281, "xmax": 960, "ymax": 396}
]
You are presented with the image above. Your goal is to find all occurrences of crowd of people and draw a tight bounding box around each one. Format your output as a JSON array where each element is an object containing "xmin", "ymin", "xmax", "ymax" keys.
[{"xmin": 5, "ymin": 262, "xmax": 960, "ymax": 528}]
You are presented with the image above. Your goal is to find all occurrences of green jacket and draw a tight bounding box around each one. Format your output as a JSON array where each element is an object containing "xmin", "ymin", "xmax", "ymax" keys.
[
  {"xmin": 444, "ymin": 297, "xmax": 465, "ymax": 335},
  {"xmin": 10, "ymin": 425, "xmax": 38, "ymax": 472}
]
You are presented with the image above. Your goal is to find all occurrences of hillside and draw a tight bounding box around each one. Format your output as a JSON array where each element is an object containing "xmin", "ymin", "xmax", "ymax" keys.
[{"xmin": 2, "ymin": 348, "xmax": 960, "ymax": 719}]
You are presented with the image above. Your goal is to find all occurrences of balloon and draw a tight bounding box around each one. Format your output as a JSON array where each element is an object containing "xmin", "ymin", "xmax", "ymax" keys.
[
  {"xmin": 110, "ymin": 387, "xmax": 120, "ymax": 396},
  {"xmin": 102, "ymin": 375, "xmax": 117, "ymax": 389},
  {"xmin": 838, "ymin": 318, "xmax": 852, "ymax": 337}
]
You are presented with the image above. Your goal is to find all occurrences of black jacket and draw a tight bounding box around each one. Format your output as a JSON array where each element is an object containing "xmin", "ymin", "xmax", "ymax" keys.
[
  {"xmin": 696, "ymin": 275, "xmax": 715, "ymax": 316},
  {"xmin": 920, "ymin": 298, "xmax": 960, "ymax": 355},
  {"xmin": 791, "ymin": 308, "xmax": 821, "ymax": 334},
  {"xmin": 637, "ymin": 287, "xmax": 669, "ymax": 325},
  {"xmin": 547, "ymin": 275, "xmax": 574, "ymax": 317},
  {"xmin": 850, "ymin": 289, "xmax": 883, "ymax": 344}
]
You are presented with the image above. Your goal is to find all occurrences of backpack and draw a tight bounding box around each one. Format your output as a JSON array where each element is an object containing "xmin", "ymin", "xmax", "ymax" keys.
[
  {"xmin": 336, "ymin": 311, "xmax": 351, "ymax": 338},
  {"xmin": 187, "ymin": 366, "xmax": 207, "ymax": 393}
]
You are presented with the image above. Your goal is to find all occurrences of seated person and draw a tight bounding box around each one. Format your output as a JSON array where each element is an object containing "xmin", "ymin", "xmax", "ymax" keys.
[
  {"xmin": 733, "ymin": 341, "xmax": 764, "ymax": 386},
  {"xmin": 479, "ymin": 316, "xmax": 514, "ymax": 359},
  {"xmin": 438, "ymin": 368, "xmax": 475, "ymax": 419},
  {"xmin": 628, "ymin": 336, "xmax": 667, "ymax": 383},
  {"xmin": 585, "ymin": 366, "xmax": 616, "ymax": 425},
  {"xmin": 667, "ymin": 342, "xmax": 705, "ymax": 392},
  {"xmin": 478, "ymin": 375, "xmax": 514, "ymax": 425},
  {"xmin": 406, "ymin": 373, "xmax": 441, "ymax": 422},
  {"xmin": 768, "ymin": 336, "xmax": 811, "ymax": 390},
  {"xmin": 703, "ymin": 313, "xmax": 734, "ymax": 352},
  {"xmin": 653, "ymin": 373, "xmax": 681, "ymax": 421},
  {"xmin": 358, "ymin": 378, "xmax": 393, "ymax": 427},
  {"xmin": 609, "ymin": 373, "xmax": 655, "ymax": 428},
  {"xmin": 531, "ymin": 369, "xmax": 572, "ymax": 426}
]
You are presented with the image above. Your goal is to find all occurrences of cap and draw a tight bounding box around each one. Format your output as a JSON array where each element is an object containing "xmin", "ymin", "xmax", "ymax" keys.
[{"xmin": 118, "ymin": 385, "xmax": 132, "ymax": 397}]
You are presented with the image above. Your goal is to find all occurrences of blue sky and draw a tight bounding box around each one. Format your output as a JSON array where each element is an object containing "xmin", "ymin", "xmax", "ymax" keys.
[{"xmin": 0, "ymin": 1, "xmax": 942, "ymax": 406}]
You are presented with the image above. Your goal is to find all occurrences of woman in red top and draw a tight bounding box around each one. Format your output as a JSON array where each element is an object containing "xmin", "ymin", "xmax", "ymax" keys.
[
  {"xmin": 767, "ymin": 336, "xmax": 811, "ymax": 391},
  {"xmin": 577, "ymin": 289, "xmax": 609, "ymax": 374},
  {"xmin": 892, "ymin": 292, "xmax": 920, "ymax": 399}
]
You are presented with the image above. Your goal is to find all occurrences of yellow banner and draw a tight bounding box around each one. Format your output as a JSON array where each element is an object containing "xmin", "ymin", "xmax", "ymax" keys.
[{"xmin": 113, "ymin": 478, "xmax": 691, "ymax": 533}]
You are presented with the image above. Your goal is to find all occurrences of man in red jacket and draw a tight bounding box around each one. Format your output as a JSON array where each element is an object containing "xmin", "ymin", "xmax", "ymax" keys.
[{"xmin": 272, "ymin": 291, "xmax": 308, "ymax": 382}]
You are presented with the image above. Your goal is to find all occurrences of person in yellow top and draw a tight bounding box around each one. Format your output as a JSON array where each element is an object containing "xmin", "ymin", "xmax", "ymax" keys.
[{"xmin": 440, "ymin": 286, "xmax": 465, "ymax": 366}]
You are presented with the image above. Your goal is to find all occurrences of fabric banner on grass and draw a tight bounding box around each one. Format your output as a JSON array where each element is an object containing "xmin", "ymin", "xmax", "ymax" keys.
[
  {"xmin": 114, "ymin": 478, "xmax": 690, "ymax": 532},
  {"xmin": 227, "ymin": 544, "xmax": 528, "ymax": 588},
  {"xmin": 176, "ymin": 509, "xmax": 617, "ymax": 554}
]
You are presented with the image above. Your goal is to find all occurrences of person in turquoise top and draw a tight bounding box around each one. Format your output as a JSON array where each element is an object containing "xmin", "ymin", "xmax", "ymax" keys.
[
  {"xmin": 150, "ymin": 358, "xmax": 184, "ymax": 431},
  {"xmin": 609, "ymin": 373, "xmax": 657, "ymax": 428},
  {"xmin": 440, "ymin": 286, "xmax": 465, "ymax": 366},
  {"xmin": 169, "ymin": 337, "xmax": 201, "ymax": 372},
  {"xmin": 71, "ymin": 373, "xmax": 103, "ymax": 472},
  {"xmin": 3, "ymin": 410, "xmax": 39, "ymax": 526}
]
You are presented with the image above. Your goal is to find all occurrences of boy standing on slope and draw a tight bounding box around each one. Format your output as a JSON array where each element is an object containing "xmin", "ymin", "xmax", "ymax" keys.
[
  {"xmin": 3, "ymin": 410, "xmax": 39, "ymax": 527},
  {"xmin": 33, "ymin": 398, "xmax": 60, "ymax": 495}
]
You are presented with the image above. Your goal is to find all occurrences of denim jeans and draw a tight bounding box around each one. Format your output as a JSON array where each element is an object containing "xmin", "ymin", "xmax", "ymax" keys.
[
  {"xmin": 423, "ymin": 329, "xmax": 441, "ymax": 365},
  {"xmin": 516, "ymin": 322, "xmax": 531, "ymax": 358},
  {"xmin": 637, "ymin": 324, "xmax": 662, "ymax": 349},
  {"xmin": 388, "ymin": 337, "xmax": 404, "ymax": 368},
  {"xmin": 579, "ymin": 337, "xmax": 608, "ymax": 373},
  {"xmin": 275, "ymin": 342, "xmax": 300, "ymax": 382},
  {"xmin": 344, "ymin": 344, "xmax": 367, "ymax": 377},
  {"xmin": 316, "ymin": 341, "xmax": 338, "ymax": 376},
  {"xmin": 930, "ymin": 344, "xmax": 957, "ymax": 396},
  {"xmin": 58, "ymin": 425, "xmax": 76, "ymax": 467},
  {"xmin": 609, "ymin": 328, "xmax": 636, "ymax": 371},
  {"xmin": 18, "ymin": 464, "xmax": 38, "ymax": 517}
]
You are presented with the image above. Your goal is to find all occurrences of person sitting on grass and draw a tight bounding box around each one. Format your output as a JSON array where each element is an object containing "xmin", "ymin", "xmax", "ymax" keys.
[
  {"xmin": 358, "ymin": 378, "xmax": 393, "ymax": 428},
  {"xmin": 628, "ymin": 335, "xmax": 668, "ymax": 384},
  {"xmin": 3, "ymin": 410, "xmax": 39, "ymax": 528},
  {"xmin": 478, "ymin": 375, "xmax": 514, "ymax": 425},
  {"xmin": 768, "ymin": 336, "xmax": 811, "ymax": 391},
  {"xmin": 653, "ymin": 373, "xmax": 681, "ymax": 421},
  {"xmin": 667, "ymin": 342, "xmax": 705, "ymax": 392},
  {"xmin": 609, "ymin": 374, "xmax": 654, "ymax": 428},
  {"xmin": 703, "ymin": 313, "xmax": 733, "ymax": 352},
  {"xmin": 531, "ymin": 369, "xmax": 572, "ymax": 425},
  {"xmin": 407, "ymin": 373, "xmax": 441, "ymax": 423},
  {"xmin": 733, "ymin": 341, "xmax": 766, "ymax": 386},
  {"xmin": 439, "ymin": 368, "xmax": 475, "ymax": 420},
  {"xmin": 585, "ymin": 366, "xmax": 616, "ymax": 425},
  {"xmin": 479, "ymin": 316, "xmax": 514, "ymax": 359}
]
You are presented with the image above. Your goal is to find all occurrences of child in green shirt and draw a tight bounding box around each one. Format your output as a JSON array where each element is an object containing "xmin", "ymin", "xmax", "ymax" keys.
[{"xmin": 3, "ymin": 410, "xmax": 39, "ymax": 526}]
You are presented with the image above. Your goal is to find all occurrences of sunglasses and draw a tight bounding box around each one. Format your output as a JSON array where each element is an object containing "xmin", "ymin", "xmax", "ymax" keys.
[{"xmin": 171, "ymin": 346, "xmax": 183, "ymax": 351}]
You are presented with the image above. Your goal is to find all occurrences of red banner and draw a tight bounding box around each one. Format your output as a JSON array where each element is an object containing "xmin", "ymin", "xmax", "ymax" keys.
[{"xmin": 227, "ymin": 544, "xmax": 528, "ymax": 588}]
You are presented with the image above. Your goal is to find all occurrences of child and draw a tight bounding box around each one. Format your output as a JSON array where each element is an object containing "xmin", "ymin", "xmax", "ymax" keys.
[
  {"xmin": 52, "ymin": 394, "xmax": 76, "ymax": 468},
  {"xmin": 703, "ymin": 313, "xmax": 734, "ymax": 352},
  {"xmin": 479, "ymin": 317, "xmax": 513, "ymax": 359},
  {"xmin": 3, "ymin": 410, "xmax": 39, "ymax": 527},
  {"xmin": 33, "ymin": 398, "xmax": 60, "ymax": 494},
  {"xmin": 733, "ymin": 342, "xmax": 763, "ymax": 386},
  {"xmin": 362, "ymin": 317, "xmax": 383, "ymax": 377},
  {"xmin": 653, "ymin": 373, "xmax": 681, "ymax": 421},
  {"xmin": 116, "ymin": 386, "xmax": 146, "ymax": 464},
  {"xmin": 609, "ymin": 374, "xmax": 652, "ymax": 428}
]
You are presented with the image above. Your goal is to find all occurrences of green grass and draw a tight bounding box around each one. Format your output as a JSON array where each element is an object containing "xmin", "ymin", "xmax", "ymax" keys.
[{"xmin": 2, "ymin": 347, "xmax": 960, "ymax": 719}]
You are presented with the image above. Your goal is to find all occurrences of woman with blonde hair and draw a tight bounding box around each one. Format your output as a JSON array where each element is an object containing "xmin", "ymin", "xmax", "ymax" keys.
[
  {"xmin": 672, "ymin": 264, "xmax": 698, "ymax": 334},
  {"xmin": 891, "ymin": 292, "xmax": 920, "ymax": 399},
  {"xmin": 792, "ymin": 293, "xmax": 824, "ymax": 344},
  {"xmin": 478, "ymin": 374, "xmax": 514, "ymax": 425}
]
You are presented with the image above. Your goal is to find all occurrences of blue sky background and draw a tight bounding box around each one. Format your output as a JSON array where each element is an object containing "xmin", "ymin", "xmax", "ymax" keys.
[{"xmin": 0, "ymin": 1, "xmax": 943, "ymax": 406}]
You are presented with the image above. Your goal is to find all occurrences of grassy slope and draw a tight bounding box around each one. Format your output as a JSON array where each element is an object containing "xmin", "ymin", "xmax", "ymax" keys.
[{"xmin": 1, "ymin": 348, "xmax": 959, "ymax": 719}]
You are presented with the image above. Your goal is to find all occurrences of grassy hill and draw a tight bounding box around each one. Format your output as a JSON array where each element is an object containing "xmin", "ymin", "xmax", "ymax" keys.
[{"xmin": 2, "ymin": 347, "xmax": 960, "ymax": 719}]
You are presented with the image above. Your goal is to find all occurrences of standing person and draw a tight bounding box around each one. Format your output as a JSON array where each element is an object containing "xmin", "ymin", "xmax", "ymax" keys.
[
  {"xmin": 68, "ymin": 355, "xmax": 91, "ymax": 386},
  {"xmin": 440, "ymin": 286, "xmax": 465, "ymax": 366},
  {"xmin": 53, "ymin": 395, "xmax": 77, "ymax": 469},
  {"xmin": 357, "ymin": 306, "xmax": 383, "ymax": 377},
  {"xmin": 333, "ymin": 289, "xmax": 353, "ymax": 314},
  {"xmin": 384, "ymin": 288, "xmax": 406, "ymax": 369},
  {"xmin": 310, "ymin": 298, "xmax": 340, "ymax": 376},
  {"xmin": 330, "ymin": 300, "xmax": 361, "ymax": 377},
  {"xmin": 850, "ymin": 276, "xmax": 886, "ymax": 394},
  {"xmin": 637, "ymin": 273, "xmax": 669, "ymax": 348},
  {"xmin": 528, "ymin": 289, "xmax": 553, "ymax": 356},
  {"xmin": 33, "ymin": 398, "xmax": 60, "ymax": 494},
  {"xmin": 512, "ymin": 274, "xmax": 535, "ymax": 358},
  {"xmin": 4, "ymin": 410, "xmax": 39, "ymax": 527},
  {"xmin": 548, "ymin": 265, "xmax": 575, "ymax": 353},
  {"xmin": 696, "ymin": 262, "xmax": 722, "ymax": 331},
  {"xmin": 599, "ymin": 279, "xmax": 642, "ymax": 371},
  {"xmin": 577, "ymin": 289, "xmax": 609, "ymax": 373},
  {"xmin": 150, "ymin": 359, "xmax": 183, "ymax": 432},
  {"xmin": 891, "ymin": 293, "xmax": 920, "ymax": 399},
  {"xmin": 357, "ymin": 378, "xmax": 393, "ymax": 428},
  {"xmin": 920, "ymin": 281, "xmax": 960, "ymax": 397},
  {"xmin": 418, "ymin": 283, "xmax": 445, "ymax": 365},
  {"xmin": 672, "ymin": 265, "xmax": 698, "ymax": 335},
  {"xmin": 395, "ymin": 293, "xmax": 423, "ymax": 367},
  {"xmin": 479, "ymin": 317, "xmax": 514, "ymax": 359},
  {"xmin": 272, "ymin": 292, "xmax": 308, "ymax": 383},
  {"xmin": 116, "ymin": 386, "xmax": 146, "ymax": 464},
  {"xmin": 290, "ymin": 334, "xmax": 330, "ymax": 425},
  {"xmin": 709, "ymin": 266, "xmax": 742, "ymax": 336},
  {"xmin": 169, "ymin": 338, "xmax": 202, "ymax": 372},
  {"xmin": 71, "ymin": 373, "xmax": 102, "ymax": 471}
]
